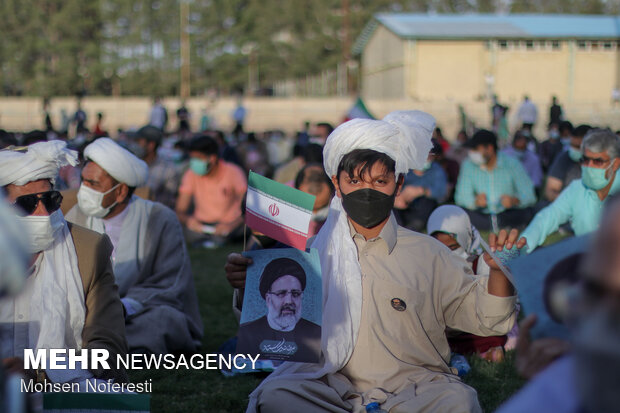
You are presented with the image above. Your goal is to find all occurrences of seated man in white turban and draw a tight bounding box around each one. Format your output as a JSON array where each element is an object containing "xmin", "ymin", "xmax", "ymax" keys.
[
  {"xmin": 66, "ymin": 138, "xmax": 203, "ymax": 354},
  {"xmin": 0, "ymin": 141, "xmax": 127, "ymax": 385},
  {"xmin": 238, "ymin": 111, "xmax": 519, "ymax": 412}
]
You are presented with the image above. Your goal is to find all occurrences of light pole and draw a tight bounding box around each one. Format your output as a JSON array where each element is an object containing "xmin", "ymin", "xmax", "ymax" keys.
[{"xmin": 180, "ymin": 0, "xmax": 191, "ymax": 98}]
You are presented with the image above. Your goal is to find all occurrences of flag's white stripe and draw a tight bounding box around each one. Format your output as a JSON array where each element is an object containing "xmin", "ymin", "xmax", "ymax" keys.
[
  {"xmin": 248, "ymin": 186, "xmax": 311, "ymax": 213},
  {"xmin": 246, "ymin": 188, "xmax": 312, "ymax": 234},
  {"xmin": 246, "ymin": 209, "xmax": 308, "ymax": 237}
]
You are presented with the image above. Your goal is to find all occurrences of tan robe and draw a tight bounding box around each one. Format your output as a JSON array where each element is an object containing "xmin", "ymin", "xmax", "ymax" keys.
[
  {"xmin": 253, "ymin": 216, "xmax": 516, "ymax": 413},
  {"xmin": 69, "ymin": 223, "xmax": 128, "ymax": 383}
]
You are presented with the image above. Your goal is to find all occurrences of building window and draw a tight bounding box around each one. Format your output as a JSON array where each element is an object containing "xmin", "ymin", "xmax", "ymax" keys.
[
  {"xmin": 577, "ymin": 40, "xmax": 588, "ymax": 50},
  {"xmin": 526, "ymin": 40, "xmax": 534, "ymax": 49},
  {"xmin": 552, "ymin": 41, "xmax": 561, "ymax": 50},
  {"xmin": 499, "ymin": 40, "xmax": 508, "ymax": 49}
]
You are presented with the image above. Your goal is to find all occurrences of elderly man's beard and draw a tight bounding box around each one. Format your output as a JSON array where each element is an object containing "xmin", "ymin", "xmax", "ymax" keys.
[{"xmin": 267, "ymin": 303, "xmax": 302, "ymax": 332}]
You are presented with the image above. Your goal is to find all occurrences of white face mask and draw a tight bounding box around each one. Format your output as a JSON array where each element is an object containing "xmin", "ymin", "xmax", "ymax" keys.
[
  {"xmin": 452, "ymin": 246, "xmax": 470, "ymax": 260},
  {"xmin": 77, "ymin": 183, "xmax": 120, "ymax": 218},
  {"xmin": 468, "ymin": 151, "xmax": 485, "ymax": 165},
  {"xmin": 18, "ymin": 209, "xmax": 65, "ymax": 253}
]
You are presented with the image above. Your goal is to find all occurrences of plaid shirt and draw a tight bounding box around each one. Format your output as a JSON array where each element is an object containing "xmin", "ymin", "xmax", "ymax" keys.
[{"xmin": 455, "ymin": 152, "xmax": 536, "ymax": 214}]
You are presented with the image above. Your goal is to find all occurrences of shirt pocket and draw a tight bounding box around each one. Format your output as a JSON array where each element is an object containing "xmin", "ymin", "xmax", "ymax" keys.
[{"xmin": 367, "ymin": 278, "xmax": 444, "ymax": 362}]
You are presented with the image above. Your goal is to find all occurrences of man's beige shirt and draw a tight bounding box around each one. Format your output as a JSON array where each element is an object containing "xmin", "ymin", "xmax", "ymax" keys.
[{"xmin": 340, "ymin": 215, "xmax": 516, "ymax": 398}]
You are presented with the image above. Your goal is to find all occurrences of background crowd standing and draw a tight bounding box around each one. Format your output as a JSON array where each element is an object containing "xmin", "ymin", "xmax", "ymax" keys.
[{"xmin": 2, "ymin": 93, "xmax": 620, "ymax": 412}]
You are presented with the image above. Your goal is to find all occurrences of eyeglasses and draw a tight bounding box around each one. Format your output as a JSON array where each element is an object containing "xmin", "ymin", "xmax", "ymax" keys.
[
  {"xmin": 267, "ymin": 289, "xmax": 303, "ymax": 299},
  {"xmin": 580, "ymin": 155, "xmax": 611, "ymax": 167},
  {"xmin": 13, "ymin": 191, "xmax": 63, "ymax": 215}
]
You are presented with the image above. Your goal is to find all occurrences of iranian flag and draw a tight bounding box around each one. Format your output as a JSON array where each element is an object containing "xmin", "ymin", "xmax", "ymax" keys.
[
  {"xmin": 245, "ymin": 171, "xmax": 316, "ymax": 250},
  {"xmin": 343, "ymin": 97, "xmax": 375, "ymax": 122}
]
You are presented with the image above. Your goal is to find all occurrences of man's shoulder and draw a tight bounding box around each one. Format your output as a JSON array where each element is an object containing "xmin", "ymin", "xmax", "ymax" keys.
[
  {"xmin": 459, "ymin": 159, "xmax": 477, "ymax": 175},
  {"xmin": 395, "ymin": 225, "xmax": 447, "ymax": 252},
  {"xmin": 240, "ymin": 315, "xmax": 268, "ymax": 330},
  {"xmin": 501, "ymin": 153, "xmax": 525, "ymax": 170},
  {"xmin": 296, "ymin": 318, "xmax": 321, "ymax": 334},
  {"xmin": 221, "ymin": 161, "xmax": 246, "ymax": 178},
  {"xmin": 430, "ymin": 162, "xmax": 446, "ymax": 175},
  {"xmin": 144, "ymin": 200, "xmax": 185, "ymax": 236},
  {"xmin": 148, "ymin": 200, "xmax": 177, "ymax": 219},
  {"xmin": 68, "ymin": 222, "xmax": 107, "ymax": 247},
  {"xmin": 562, "ymin": 179, "xmax": 585, "ymax": 195},
  {"xmin": 67, "ymin": 223, "xmax": 112, "ymax": 283},
  {"xmin": 549, "ymin": 152, "xmax": 570, "ymax": 175},
  {"xmin": 526, "ymin": 151, "xmax": 541, "ymax": 163}
]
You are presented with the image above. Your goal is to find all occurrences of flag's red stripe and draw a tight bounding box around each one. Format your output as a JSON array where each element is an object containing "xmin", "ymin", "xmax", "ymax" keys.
[
  {"xmin": 245, "ymin": 209, "xmax": 308, "ymax": 237},
  {"xmin": 246, "ymin": 213, "xmax": 308, "ymax": 250}
]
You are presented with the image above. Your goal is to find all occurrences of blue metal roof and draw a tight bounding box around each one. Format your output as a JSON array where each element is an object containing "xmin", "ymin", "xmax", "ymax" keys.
[{"xmin": 353, "ymin": 14, "xmax": 620, "ymax": 54}]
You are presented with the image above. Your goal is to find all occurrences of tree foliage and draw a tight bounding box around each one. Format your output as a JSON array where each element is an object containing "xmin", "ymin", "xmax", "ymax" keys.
[{"xmin": 0, "ymin": 0, "xmax": 616, "ymax": 96}]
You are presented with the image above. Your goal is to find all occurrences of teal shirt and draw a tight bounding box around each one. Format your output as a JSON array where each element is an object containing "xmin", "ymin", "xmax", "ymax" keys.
[
  {"xmin": 455, "ymin": 153, "xmax": 537, "ymax": 214},
  {"xmin": 521, "ymin": 172, "xmax": 620, "ymax": 253}
]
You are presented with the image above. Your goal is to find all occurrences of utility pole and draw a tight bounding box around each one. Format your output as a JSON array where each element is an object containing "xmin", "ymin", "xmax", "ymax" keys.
[
  {"xmin": 342, "ymin": 0, "xmax": 353, "ymax": 94},
  {"xmin": 180, "ymin": 0, "xmax": 191, "ymax": 98}
]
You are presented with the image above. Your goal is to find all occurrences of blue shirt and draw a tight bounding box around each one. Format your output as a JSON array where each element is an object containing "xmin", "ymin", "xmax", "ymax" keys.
[
  {"xmin": 497, "ymin": 356, "xmax": 580, "ymax": 413},
  {"xmin": 521, "ymin": 172, "xmax": 620, "ymax": 253},
  {"xmin": 501, "ymin": 146, "xmax": 544, "ymax": 188},
  {"xmin": 403, "ymin": 162, "xmax": 448, "ymax": 202},
  {"xmin": 455, "ymin": 153, "xmax": 536, "ymax": 214}
]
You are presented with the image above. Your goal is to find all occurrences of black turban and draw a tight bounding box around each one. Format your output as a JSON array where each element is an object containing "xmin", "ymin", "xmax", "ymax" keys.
[{"xmin": 259, "ymin": 257, "xmax": 306, "ymax": 299}]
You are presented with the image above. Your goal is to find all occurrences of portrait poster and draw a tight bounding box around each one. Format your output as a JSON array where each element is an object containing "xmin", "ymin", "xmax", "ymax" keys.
[
  {"xmin": 236, "ymin": 247, "xmax": 322, "ymax": 363},
  {"xmin": 509, "ymin": 234, "xmax": 591, "ymax": 340}
]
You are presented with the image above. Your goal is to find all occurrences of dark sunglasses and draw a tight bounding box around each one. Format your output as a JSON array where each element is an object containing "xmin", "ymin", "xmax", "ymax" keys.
[
  {"xmin": 13, "ymin": 191, "xmax": 63, "ymax": 215},
  {"xmin": 580, "ymin": 155, "xmax": 610, "ymax": 167}
]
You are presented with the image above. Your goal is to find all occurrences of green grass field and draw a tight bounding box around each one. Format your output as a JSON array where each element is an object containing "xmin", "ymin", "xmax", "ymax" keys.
[{"xmin": 129, "ymin": 231, "xmax": 569, "ymax": 412}]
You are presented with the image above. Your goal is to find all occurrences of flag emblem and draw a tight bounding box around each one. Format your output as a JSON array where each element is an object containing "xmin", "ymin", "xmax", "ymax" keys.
[{"xmin": 269, "ymin": 203, "xmax": 280, "ymax": 217}]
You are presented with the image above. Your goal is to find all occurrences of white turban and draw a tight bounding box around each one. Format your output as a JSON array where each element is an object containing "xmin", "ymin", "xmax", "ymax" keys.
[
  {"xmin": 84, "ymin": 137, "xmax": 148, "ymax": 187},
  {"xmin": 0, "ymin": 141, "xmax": 78, "ymax": 186},
  {"xmin": 323, "ymin": 110, "xmax": 435, "ymax": 178},
  {"xmin": 247, "ymin": 110, "xmax": 437, "ymax": 408}
]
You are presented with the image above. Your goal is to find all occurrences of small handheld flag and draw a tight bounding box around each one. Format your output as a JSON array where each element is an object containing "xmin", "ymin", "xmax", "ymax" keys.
[{"xmin": 245, "ymin": 171, "xmax": 316, "ymax": 250}]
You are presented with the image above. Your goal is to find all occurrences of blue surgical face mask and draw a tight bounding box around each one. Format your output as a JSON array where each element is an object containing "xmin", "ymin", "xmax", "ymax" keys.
[
  {"xmin": 190, "ymin": 158, "xmax": 210, "ymax": 176},
  {"xmin": 549, "ymin": 130, "xmax": 560, "ymax": 140},
  {"xmin": 569, "ymin": 147, "xmax": 582, "ymax": 162},
  {"xmin": 582, "ymin": 164, "xmax": 614, "ymax": 190}
]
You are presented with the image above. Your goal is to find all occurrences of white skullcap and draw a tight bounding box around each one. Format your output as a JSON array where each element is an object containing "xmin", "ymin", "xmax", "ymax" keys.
[
  {"xmin": 0, "ymin": 141, "xmax": 78, "ymax": 186},
  {"xmin": 427, "ymin": 205, "xmax": 481, "ymax": 256},
  {"xmin": 323, "ymin": 110, "xmax": 435, "ymax": 178},
  {"xmin": 84, "ymin": 138, "xmax": 148, "ymax": 187}
]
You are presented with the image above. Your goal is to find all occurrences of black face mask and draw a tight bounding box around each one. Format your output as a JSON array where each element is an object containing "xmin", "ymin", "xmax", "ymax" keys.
[{"xmin": 341, "ymin": 188, "xmax": 396, "ymax": 229}]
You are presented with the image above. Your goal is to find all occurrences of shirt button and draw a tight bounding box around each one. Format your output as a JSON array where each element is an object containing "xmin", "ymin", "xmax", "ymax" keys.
[{"xmin": 17, "ymin": 314, "xmax": 23, "ymax": 320}]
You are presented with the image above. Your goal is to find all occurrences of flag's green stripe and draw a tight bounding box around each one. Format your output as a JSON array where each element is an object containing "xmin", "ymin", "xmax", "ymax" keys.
[
  {"xmin": 248, "ymin": 171, "xmax": 315, "ymax": 211},
  {"xmin": 43, "ymin": 393, "xmax": 150, "ymax": 410}
]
